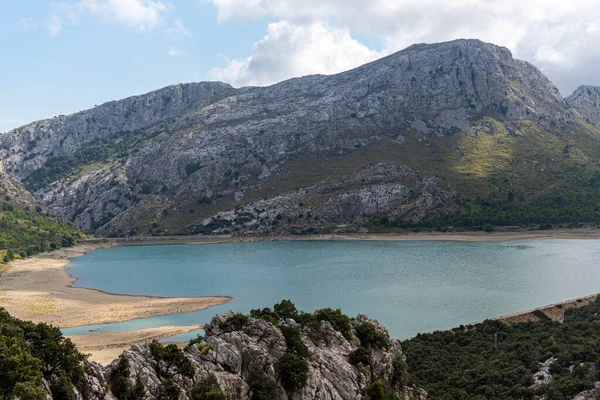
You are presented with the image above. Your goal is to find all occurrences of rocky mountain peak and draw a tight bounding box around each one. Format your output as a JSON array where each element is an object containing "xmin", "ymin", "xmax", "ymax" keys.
[{"xmin": 566, "ymin": 85, "xmax": 600, "ymax": 126}]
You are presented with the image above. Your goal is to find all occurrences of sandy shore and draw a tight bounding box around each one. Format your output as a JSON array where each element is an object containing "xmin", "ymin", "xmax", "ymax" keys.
[
  {"xmin": 0, "ymin": 243, "xmax": 230, "ymax": 328},
  {"xmin": 107, "ymin": 228, "xmax": 600, "ymax": 247},
  {"xmin": 67, "ymin": 325, "xmax": 200, "ymax": 365}
]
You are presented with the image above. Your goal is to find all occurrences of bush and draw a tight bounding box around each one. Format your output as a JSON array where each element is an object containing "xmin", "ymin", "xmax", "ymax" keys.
[
  {"xmin": 391, "ymin": 357, "xmax": 410, "ymax": 387},
  {"xmin": 278, "ymin": 352, "xmax": 309, "ymax": 392},
  {"xmin": 158, "ymin": 378, "xmax": 180, "ymax": 400},
  {"xmin": 248, "ymin": 369, "xmax": 282, "ymax": 400},
  {"xmin": 219, "ymin": 313, "xmax": 250, "ymax": 331},
  {"xmin": 313, "ymin": 308, "xmax": 353, "ymax": 341},
  {"xmin": 355, "ymin": 322, "xmax": 390, "ymax": 349},
  {"xmin": 483, "ymin": 224, "xmax": 495, "ymax": 233},
  {"xmin": 273, "ymin": 299, "xmax": 298, "ymax": 320},
  {"xmin": 149, "ymin": 341, "xmax": 194, "ymax": 379},
  {"xmin": 365, "ymin": 380, "xmax": 399, "ymax": 400},
  {"xmin": 348, "ymin": 346, "xmax": 371, "ymax": 366},
  {"xmin": 250, "ymin": 307, "xmax": 278, "ymax": 324},
  {"xmin": 191, "ymin": 374, "xmax": 226, "ymax": 400},
  {"xmin": 50, "ymin": 374, "xmax": 73, "ymax": 400},
  {"xmin": 279, "ymin": 325, "xmax": 309, "ymax": 358}
]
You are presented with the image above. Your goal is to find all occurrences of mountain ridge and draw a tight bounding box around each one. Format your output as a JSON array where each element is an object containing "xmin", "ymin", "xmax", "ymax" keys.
[{"xmin": 2, "ymin": 39, "xmax": 600, "ymax": 235}]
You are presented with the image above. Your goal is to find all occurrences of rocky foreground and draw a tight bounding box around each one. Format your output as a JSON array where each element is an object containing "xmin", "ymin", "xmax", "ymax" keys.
[{"xmin": 75, "ymin": 309, "xmax": 427, "ymax": 400}]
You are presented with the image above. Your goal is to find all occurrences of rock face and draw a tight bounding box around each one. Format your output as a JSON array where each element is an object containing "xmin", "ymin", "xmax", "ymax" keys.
[
  {"xmin": 0, "ymin": 39, "xmax": 592, "ymax": 234},
  {"xmin": 72, "ymin": 311, "xmax": 427, "ymax": 400},
  {"xmin": 566, "ymin": 85, "xmax": 600, "ymax": 127}
]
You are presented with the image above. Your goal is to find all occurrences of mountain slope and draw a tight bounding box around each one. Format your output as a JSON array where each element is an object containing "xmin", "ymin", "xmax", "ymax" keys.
[
  {"xmin": 566, "ymin": 85, "xmax": 600, "ymax": 127},
  {"xmin": 2, "ymin": 39, "xmax": 600, "ymax": 235}
]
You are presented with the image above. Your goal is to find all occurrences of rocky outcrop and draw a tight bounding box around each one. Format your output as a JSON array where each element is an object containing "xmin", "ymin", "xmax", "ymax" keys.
[
  {"xmin": 566, "ymin": 85, "xmax": 600, "ymax": 127},
  {"xmin": 70, "ymin": 310, "xmax": 427, "ymax": 400},
  {"xmin": 0, "ymin": 39, "xmax": 588, "ymax": 233}
]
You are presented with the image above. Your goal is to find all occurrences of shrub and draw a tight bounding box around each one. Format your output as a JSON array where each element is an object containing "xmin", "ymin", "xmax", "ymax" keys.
[
  {"xmin": 158, "ymin": 378, "xmax": 180, "ymax": 400},
  {"xmin": 219, "ymin": 313, "xmax": 250, "ymax": 331},
  {"xmin": 313, "ymin": 308, "xmax": 353, "ymax": 341},
  {"xmin": 279, "ymin": 325, "xmax": 309, "ymax": 358},
  {"xmin": 391, "ymin": 357, "xmax": 410, "ymax": 387},
  {"xmin": 365, "ymin": 380, "xmax": 399, "ymax": 400},
  {"xmin": 483, "ymin": 224, "xmax": 495, "ymax": 233},
  {"xmin": 149, "ymin": 341, "xmax": 194, "ymax": 379},
  {"xmin": 248, "ymin": 369, "xmax": 282, "ymax": 400},
  {"xmin": 191, "ymin": 374, "xmax": 226, "ymax": 400},
  {"xmin": 278, "ymin": 352, "xmax": 309, "ymax": 392},
  {"xmin": 250, "ymin": 307, "xmax": 278, "ymax": 324},
  {"xmin": 273, "ymin": 299, "xmax": 299, "ymax": 320},
  {"xmin": 355, "ymin": 322, "xmax": 390, "ymax": 349},
  {"xmin": 348, "ymin": 346, "xmax": 371, "ymax": 366},
  {"xmin": 50, "ymin": 374, "xmax": 73, "ymax": 400}
]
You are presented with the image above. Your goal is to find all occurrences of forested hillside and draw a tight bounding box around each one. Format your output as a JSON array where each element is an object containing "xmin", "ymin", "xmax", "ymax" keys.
[{"xmin": 403, "ymin": 296, "xmax": 600, "ymax": 400}]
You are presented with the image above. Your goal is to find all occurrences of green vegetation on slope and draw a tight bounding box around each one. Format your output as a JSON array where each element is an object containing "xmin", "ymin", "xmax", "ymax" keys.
[
  {"xmin": 402, "ymin": 296, "xmax": 600, "ymax": 400},
  {"xmin": 23, "ymin": 129, "xmax": 160, "ymax": 191},
  {"xmin": 0, "ymin": 202, "xmax": 81, "ymax": 263},
  {"xmin": 0, "ymin": 308, "xmax": 86, "ymax": 400}
]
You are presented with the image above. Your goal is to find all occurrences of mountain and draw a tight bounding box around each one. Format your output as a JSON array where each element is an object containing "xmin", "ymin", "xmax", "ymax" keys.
[
  {"xmin": 2, "ymin": 39, "xmax": 600, "ymax": 236},
  {"xmin": 566, "ymin": 85, "xmax": 600, "ymax": 127}
]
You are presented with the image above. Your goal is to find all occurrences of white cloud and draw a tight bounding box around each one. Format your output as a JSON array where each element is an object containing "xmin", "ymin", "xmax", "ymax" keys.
[
  {"xmin": 166, "ymin": 19, "xmax": 191, "ymax": 38},
  {"xmin": 211, "ymin": 20, "xmax": 384, "ymax": 87},
  {"xmin": 51, "ymin": 0, "xmax": 171, "ymax": 34},
  {"xmin": 167, "ymin": 46, "xmax": 185, "ymax": 56},
  {"xmin": 209, "ymin": 0, "xmax": 600, "ymax": 94},
  {"xmin": 46, "ymin": 15, "xmax": 63, "ymax": 37},
  {"xmin": 17, "ymin": 17, "xmax": 37, "ymax": 31}
]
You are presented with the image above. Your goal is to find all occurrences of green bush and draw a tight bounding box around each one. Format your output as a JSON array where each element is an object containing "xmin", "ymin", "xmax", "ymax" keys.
[
  {"xmin": 313, "ymin": 308, "xmax": 353, "ymax": 341},
  {"xmin": 365, "ymin": 381, "xmax": 399, "ymax": 400},
  {"xmin": 109, "ymin": 357, "xmax": 145, "ymax": 400},
  {"xmin": 50, "ymin": 374, "xmax": 73, "ymax": 400},
  {"xmin": 279, "ymin": 325, "xmax": 309, "ymax": 358},
  {"xmin": 273, "ymin": 299, "xmax": 298, "ymax": 320},
  {"xmin": 482, "ymin": 224, "xmax": 495, "ymax": 233},
  {"xmin": 355, "ymin": 322, "xmax": 390, "ymax": 349},
  {"xmin": 278, "ymin": 352, "xmax": 309, "ymax": 392},
  {"xmin": 158, "ymin": 378, "xmax": 180, "ymax": 400},
  {"xmin": 149, "ymin": 341, "xmax": 194, "ymax": 379},
  {"xmin": 248, "ymin": 369, "xmax": 282, "ymax": 400},
  {"xmin": 219, "ymin": 313, "xmax": 250, "ymax": 331},
  {"xmin": 249, "ymin": 307, "xmax": 278, "ymax": 324},
  {"xmin": 348, "ymin": 346, "xmax": 371, "ymax": 366},
  {"xmin": 191, "ymin": 374, "xmax": 226, "ymax": 400}
]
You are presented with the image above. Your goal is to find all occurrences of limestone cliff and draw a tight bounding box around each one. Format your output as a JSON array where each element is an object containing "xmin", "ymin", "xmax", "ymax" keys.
[{"xmin": 76, "ymin": 311, "xmax": 427, "ymax": 400}]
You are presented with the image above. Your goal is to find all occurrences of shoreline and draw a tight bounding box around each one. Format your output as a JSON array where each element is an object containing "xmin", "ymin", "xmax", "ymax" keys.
[
  {"xmin": 92, "ymin": 227, "xmax": 600, "ymax": 248},
  {"xmin": 3, "ymin": 231, "xmax": 599, "ymax": 368},
  {"xmin": 0, "ymin": 243, "xmax": 231, "ymax": 328},
  {"xmin": 67, "ymin": 324, "xmax": 202, "ymax": 365}
]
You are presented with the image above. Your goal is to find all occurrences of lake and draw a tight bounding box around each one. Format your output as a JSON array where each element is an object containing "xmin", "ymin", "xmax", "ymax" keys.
[{"xmin": 62, "ymin": 239, "xmax": 600, "ymax": 340}]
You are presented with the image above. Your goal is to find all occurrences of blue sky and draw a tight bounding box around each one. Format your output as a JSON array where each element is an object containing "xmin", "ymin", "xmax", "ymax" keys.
[
  {"xmin": 0, "ymin": 1, "xmax": 269, "ymax": 132},
  {"xmin": 2, "ymin": 1, "xmax": 600, "ymax": 133}
]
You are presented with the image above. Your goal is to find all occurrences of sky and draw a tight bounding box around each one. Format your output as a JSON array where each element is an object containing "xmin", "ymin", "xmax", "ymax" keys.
[{"xmin": 2, "ymin": 0, "xmax": 600, "ymax": 133}]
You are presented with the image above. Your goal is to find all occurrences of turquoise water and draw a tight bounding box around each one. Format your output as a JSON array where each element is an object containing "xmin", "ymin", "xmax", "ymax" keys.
[{"xmin": 62, "ymin": 240, "xmax": 600, "ymax": 340}]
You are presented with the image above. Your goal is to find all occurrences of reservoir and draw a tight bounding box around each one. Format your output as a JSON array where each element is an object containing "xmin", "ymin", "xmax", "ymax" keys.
[{"xmin": 62, "ymin": 239, "xmax": 600, "ymax": 339}]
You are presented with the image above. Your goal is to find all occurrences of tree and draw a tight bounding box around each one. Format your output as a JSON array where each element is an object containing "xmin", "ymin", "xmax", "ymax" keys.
[
  {"xmin": 278, "ymin": 352, "xmax": 309, "ymax": 392},
  {"xmin": 191, "ymin": 374, "xmax": 226, "ymax": 400},
  {"xmin": 273, "ymin": 299, "xmax": 298, "ymax": 320},
  {"xmin": 149, "ymin": 341, "xmax": 194, "ymax": 380},
  {"xmin": 0, "ymin": 336, "xmax": 43, "ymax": 400}
]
